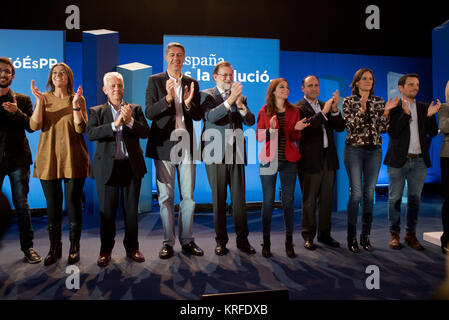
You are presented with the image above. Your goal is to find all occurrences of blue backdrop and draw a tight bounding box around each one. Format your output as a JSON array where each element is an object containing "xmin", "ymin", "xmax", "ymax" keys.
[
  {"xmin": 1, "ymin": 29, "xmax": 442, "ymax": 211},
  {"xmin": 0, "ymin": 29, "xmax": 65, "ymax": 209}
]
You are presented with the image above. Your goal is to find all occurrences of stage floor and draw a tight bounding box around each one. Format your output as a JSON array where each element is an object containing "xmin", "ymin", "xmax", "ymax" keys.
[{"xmin": 0, "ymin": 195, "xmax": 446, "ymax": 300}]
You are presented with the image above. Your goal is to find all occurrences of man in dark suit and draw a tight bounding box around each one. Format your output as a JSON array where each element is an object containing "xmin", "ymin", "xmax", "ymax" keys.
[
  {"xmin": 384, "ymin": 73, "xmax": 440, "ymax": 251},
  {"xmin": 87, "ymin": 72, "xmax": 150, "ymax": 267},
  {"xmin": 296, "ymin": 75, "xmax": 345, "ymax": 250},
  {"xmin": 0, "ymin": 57, "xmax": 42, "ymax": 263},
  {"xmin": 200, "ymin": 61, "xmax": 256, "ymax": 255},
  {"xmin": 145, "ymin": 42, "xmax": 204, "ymax": 259}
]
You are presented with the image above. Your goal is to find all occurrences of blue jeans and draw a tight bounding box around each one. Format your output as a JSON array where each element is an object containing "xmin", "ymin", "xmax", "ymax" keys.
[
  {"xmin": 0, "ymin": 166, "xmax": 34, "ymax": 251},
  {"xmin": 260, "ymin": 160, "xmax": 297, "ymax": 238},
  {"xmin": 344, "ymin": 145, "xmax": 382, "ymax": 240},
  {"xmin": 155, "ymin": 159, "xmax": 196, "ymax": 246},
  {"xmin": 388, "ymin": 157, "xmax": 427, "ymax": 234}
]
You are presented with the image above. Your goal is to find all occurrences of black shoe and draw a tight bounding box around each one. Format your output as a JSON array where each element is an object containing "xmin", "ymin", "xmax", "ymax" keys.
[
  {"xmin": 215, "ymin": 244, "xmax": 228, "ymax": 256},
  {"xmin": 360, "ymin": 234, "xmax": 373, "ymax": 252},
  {"xmin": 261, "ymin": 242, "xmax": 271, "ymax": 258},
  {"xmin": 304, "ymin": 240, "xmax": 316, "ymax": 251},
  {"xmin": 285, "ymin": 241, "xmax": 296, "ymax": 258},
  {"xmin": 68, "ymin": 242, "xmax": 80, "ymax": 265},
  {"xmin": 126, "ymin": 250, "xmax": 145, "ymax": 262},
  {"xmin": 23, "ymin": 248, "xmax": 43, "ymax": 264},
  {"xmin": 159, "ymin": 244, "xmax": 174, "ymax": 259},
  {"xmin": 182, "ymin": 241, "xmax": 204, "ymax": 256},
  {"xmin": 97, "ymin": 252, "xmax": 111, "ymax": 267},
  {"xmin": 318, "ymin": 236, "xmax": 340, "ymax": 248},
  {"xmin": 348, "ymin": 239, "xmax": 360, "ymax": 253},
  {"xmin": 44, "ymin": 242, "xmax": 62, "ymax": 266},
  {"xmin": 237, "ymin": 244, "xmax": 256, "ymax": 254}
]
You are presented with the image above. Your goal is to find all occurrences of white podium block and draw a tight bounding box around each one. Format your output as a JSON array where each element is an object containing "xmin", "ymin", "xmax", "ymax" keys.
[{"xmin": 423, "ymin": 231, "xmax": 443, "ymax": 246}]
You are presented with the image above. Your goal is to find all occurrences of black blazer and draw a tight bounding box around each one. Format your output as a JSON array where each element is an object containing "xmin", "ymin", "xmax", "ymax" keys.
[
  {"xmin": 145, "ymin": 71, "xmax": 202, "ymax": 161},
  {"xmin": 200, "ymin": 87, "xmax": 255, "ymax": 164},
  {"xmin": 296, "ymin": 98, "xmax": 345, "ymax": 173},
  {"xmin": 86, "ymin": 102, "xmax": 150, "ymax": 184},
  {"xmin": 383, "ymin": 100, "xmax": 438, "ymax": 168},
  {"xmin": 0, "ymin": 90, "xmax": 34, "ymax": 168}
]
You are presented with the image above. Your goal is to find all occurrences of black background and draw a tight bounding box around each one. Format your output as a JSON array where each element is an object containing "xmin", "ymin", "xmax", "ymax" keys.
[{"xmin": 2, "ymin": 0, "xmax": 448, "ymax": 57}]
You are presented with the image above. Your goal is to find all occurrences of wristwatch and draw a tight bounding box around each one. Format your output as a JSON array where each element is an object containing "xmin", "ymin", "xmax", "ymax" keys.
[{"xmin": 73, "ymin": 107, "xmax": 81, "ymax": 111}]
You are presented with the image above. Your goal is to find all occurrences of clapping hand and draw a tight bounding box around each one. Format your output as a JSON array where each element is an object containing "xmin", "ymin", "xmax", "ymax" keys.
[
  {"xmin": 427, "ymin": 99, "xmax": 441, "ymax": 117},
  {"xmin": 121, "ymin": 104, "xmax": 132, "ymax": 124},
  {"xmin": 73, "ymin": 85, "xmax": 83, "ymax": 108},
  {"xmin": 385, "ymin": 96, "xmax": 400, "ymax": 112},
  {"xmin": 294, "ymin": 118, "xmax": 310, "ymax": 131},
  {"xmin": 184, "ymin": 82, "xmax": 195, "ymax": 107},
  {"xmin": 2, "ymin": 94, "xmax": 18, "ymax": 114},
  {"xmin": 30, "ymin": 80, "xmax": 43, "ymax": 100}
]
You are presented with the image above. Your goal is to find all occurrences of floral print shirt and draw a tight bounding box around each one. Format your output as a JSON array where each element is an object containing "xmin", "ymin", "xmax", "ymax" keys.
[{"xmin": 342, "ymin": 94, "xmax": 389, "ymax": 146}]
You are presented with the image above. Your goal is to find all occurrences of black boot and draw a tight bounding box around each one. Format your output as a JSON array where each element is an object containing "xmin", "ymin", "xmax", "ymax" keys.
[
  {"xmin": 348, "ymin": 238, "xmax": 360, "ymax": 253},
  {"xmin": 68, "ymin": 224, "xmax": 81, "ymax": 265},
  {"xmin": 285, "ymin": 235, "xmax": 296, "ymax": 258},
  {"xmin": 261, "ymin": 235, "xmax": 271, "ymax": 258},
  {"xmin": 44, "ymin": 225, "xmax": 62, "ymax": 266},
  {"xmin": 360, "ymin": 234, "xmax": 373, "ymax": 252}
]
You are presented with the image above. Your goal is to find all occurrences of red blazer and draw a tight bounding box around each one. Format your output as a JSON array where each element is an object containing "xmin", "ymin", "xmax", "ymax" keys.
[{"xmin": 257, "ymin": 103, "xmax": 301, "ymax": 163}]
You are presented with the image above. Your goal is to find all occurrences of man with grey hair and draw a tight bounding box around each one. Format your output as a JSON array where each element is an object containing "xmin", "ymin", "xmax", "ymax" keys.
[{"xmin": 87, "ymin": 71, "xmax": 150, "ymax": 267}]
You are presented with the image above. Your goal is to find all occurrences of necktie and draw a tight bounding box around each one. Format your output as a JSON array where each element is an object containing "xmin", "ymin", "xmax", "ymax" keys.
[{"xmin": 114, "ymin": 106, "xmax": 127, "ymax": 159}]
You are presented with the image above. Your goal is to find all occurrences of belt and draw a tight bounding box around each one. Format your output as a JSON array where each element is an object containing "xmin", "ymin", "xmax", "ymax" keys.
[{"xmin": 407, "ymin": 153, "xmax": 422, "ymax": 159}]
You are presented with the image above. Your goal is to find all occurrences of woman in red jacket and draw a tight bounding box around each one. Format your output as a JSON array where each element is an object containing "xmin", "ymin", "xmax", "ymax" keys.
[{"xmin": 257, "ymin": 78, "xmax": 309, "ymax": 258}]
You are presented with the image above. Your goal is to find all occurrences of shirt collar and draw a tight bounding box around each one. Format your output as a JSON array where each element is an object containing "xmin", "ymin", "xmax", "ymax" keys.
[
  {"xmin": 108, "ymin": 100, "xmax": 124, "ymax": 111},
  {"xmin": 304, "ymin": 96, "xmax": 319, "ymax": 107},
  {"xmin": 167, "ymin": 71, "xmax": 183, "ymax": 83}
]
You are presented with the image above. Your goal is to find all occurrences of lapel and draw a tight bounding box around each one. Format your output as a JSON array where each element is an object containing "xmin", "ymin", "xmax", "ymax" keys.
[
  {"xmin": 213, "ymin": 87, "xmax": 225, "ymax": 104},
  {"xmin": 102, "ymin": 103, "xmax": 114, "ymax": 124},
  {"xmin": 301, "ymin": 98, "xmax": 317, "ymax": 116}
]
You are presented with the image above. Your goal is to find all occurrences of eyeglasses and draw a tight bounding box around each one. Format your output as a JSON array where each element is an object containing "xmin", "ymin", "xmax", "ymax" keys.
[
  {"xmin": 217, "ymin": 73, "xmax": 233, "ymax": 79},
  {"xmin": 0, "ymin": 68, "xmax": 12, "ymax": 75}
]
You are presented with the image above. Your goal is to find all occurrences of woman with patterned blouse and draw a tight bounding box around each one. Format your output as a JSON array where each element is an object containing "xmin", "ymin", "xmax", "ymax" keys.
[
  {"xmin": 30, "ymin": 63, "xmax": 90, "ymax": 265},
  {"xmin": 257, "ymin": 78, "xmax": 309, "ymax": 258},
  {"xmin": 342, "ymin": 68, "xmax": 397, "ymax": 253}
]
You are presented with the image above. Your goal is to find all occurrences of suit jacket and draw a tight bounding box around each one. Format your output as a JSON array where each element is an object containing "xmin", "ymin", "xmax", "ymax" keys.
[
  {"xmin": 145, "ymin": 71, "xmax": 202, "ymax": 161},
  {"xmin": 0, "ymin": 90, "xmax": 34, "ymax": 169},
  {"xmin": 200, "ymin": 87, "xmax": 255, "ymax": 164},
  {"xmin": 439, "ymin": 103, "xmax": 449, "ymax": 158},
  {"xmin": 86, "ymin": 102, "xmax": 150, "ymax": 184},
  {"xmin": 296, "ymin": 98, "xmax": 345, "ymax": 173},
  {"xmin": 384, "ymin": 100, "xmax": 438, "ymax": 168},
  {"xmin": 257, "ymin": 103, "xmax": 301, "ymax": 163}
]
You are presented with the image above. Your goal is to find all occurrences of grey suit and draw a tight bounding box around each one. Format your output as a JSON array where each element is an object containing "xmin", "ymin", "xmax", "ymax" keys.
[{"xmin": 200, "ymin": 87, "xmax": 255, "ymax": 247}]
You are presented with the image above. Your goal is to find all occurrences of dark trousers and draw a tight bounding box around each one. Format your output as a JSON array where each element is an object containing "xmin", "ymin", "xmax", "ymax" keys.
[
  {"xmin": 0, "ymin": 166, "xmax": 33, "ymax": 251},
  {"xmin": 205, "ymin": 163, "xmax": 249, "ymax": 247},
  {"xmin": 40, "ymin": 178, "xmax": 85, "ymax": 242},
  {"xmin": 298, "ymin": 154, "xmax": 336, "ymax": 241},
  {"xmin": 96, "ymin": 159, "xmax": 141, "ymax": 254}
]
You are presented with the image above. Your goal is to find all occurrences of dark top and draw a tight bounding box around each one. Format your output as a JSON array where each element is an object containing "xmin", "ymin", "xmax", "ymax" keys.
[
  {"xmin": 0, "ymin": 89, "xmax": 34, "ymax": 171},
  {"xmin": 276, "ymin": 112, "xmax": 286, "ymax": 161}
]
